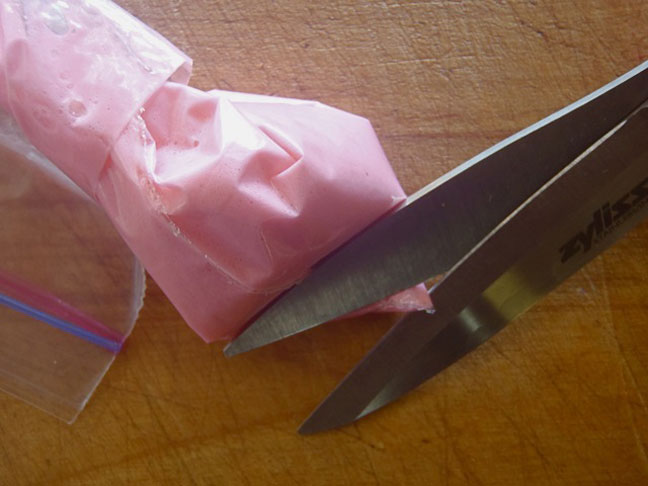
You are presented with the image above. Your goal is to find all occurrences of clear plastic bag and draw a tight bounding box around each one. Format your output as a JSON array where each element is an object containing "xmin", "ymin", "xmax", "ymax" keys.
[{"xmin": 0, "ymin": 110, "xmax": 145, "ymax": 422}]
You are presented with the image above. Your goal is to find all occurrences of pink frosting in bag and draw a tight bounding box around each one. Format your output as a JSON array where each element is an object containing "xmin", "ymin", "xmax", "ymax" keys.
[{"xmin": 0, "ymin": 0, "xmax": 431, "ymax": 341}]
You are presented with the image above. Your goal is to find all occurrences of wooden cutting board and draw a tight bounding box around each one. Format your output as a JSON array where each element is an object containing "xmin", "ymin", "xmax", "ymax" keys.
[{"xmin": 2, "ymin": 1, "xmax": 647, "ymax": 484}]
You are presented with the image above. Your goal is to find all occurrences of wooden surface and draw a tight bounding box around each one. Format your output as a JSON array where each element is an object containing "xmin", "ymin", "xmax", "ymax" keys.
[{"xmin": 3, "ymin": 1, "xmax": 648, "ymax": 484}]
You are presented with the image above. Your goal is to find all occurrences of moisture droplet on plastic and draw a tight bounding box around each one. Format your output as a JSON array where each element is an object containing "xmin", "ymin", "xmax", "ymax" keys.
[
  {"xmin": 40, "ymin": 4, "xmax": 69, "ymax": 35},
  {"xmin": 68, "ymin": 100, "xmax": 87, "ymax": 117},
  {"xmin": 82, "ymin": 1, "xmax": 100, "ymax": 15},
  {"xmin": 32, "ymin": 107, "xmax": 53, "ymax": 128}
]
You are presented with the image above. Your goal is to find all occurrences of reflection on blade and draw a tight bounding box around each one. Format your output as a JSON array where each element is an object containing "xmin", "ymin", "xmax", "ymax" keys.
[
  {"xmin": 300, "ymin": 107, "xmax": 648, "ymax": 434},
  {"xmin": 225, "ymin": 61, "xmax": 648, "ymax": 356}
]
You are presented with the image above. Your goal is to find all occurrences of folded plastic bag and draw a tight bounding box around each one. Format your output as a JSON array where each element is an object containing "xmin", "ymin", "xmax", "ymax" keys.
[
  {"xmin": 0, "ymin": 110, "xmax": 144, "ymax": 422},
  {"xmin": 0, "ymin": 0, "xmax": 431, "ymax": 342}
]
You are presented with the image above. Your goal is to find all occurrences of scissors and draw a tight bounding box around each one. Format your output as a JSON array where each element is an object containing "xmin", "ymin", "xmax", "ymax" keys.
[{"xmin": 224, "ymin": 61, "xmax": 648, "ymax": 434}]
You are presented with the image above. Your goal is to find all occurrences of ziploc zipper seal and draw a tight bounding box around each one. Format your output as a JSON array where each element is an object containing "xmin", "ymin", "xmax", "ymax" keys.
[{"xmin": 0, "ymin": 270, "xmax": 124, "ymax": 353}]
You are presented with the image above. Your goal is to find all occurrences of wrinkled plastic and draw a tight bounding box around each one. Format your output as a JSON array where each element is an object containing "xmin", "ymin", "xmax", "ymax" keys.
[
  {"xmin": 0, "ymin": 0, "xmax": 431, "ymax": 342},
  {"xmin": 0, "ymin": 110, "xmax": 145, "ymax": 422}
]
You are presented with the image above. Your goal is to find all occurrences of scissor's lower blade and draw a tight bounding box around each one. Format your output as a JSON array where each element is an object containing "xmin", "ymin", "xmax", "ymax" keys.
[
  {"xmin": 357, "ymin": 301, "xmax": 503, "ymax": 421},
  {"xmin": 298, "ymin": 309, "xmax": 448, "ymax": 434},
  {"xmin": 299, "ymin": 299, "xmax": 506, "ymax": 434},
  {"xmin": 300, "ymin": 107, "xmax": 648, "ymax": 435}
]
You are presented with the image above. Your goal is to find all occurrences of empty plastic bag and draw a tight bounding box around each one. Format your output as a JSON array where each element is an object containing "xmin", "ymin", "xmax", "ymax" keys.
[{"xmin": 0, "ymin": 110, "xmax": 144, "ymax": 422}]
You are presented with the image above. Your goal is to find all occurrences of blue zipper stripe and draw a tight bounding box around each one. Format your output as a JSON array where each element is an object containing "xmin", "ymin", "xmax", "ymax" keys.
[{"xmin": 0, "ymin": 292, "xmax": 122, "ymax": 353}]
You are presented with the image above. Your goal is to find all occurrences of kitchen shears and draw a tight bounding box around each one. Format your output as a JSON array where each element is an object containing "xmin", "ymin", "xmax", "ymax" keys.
[{"xmin": 225, "ymin": 61, "xmax": 648, "ymax": 434}]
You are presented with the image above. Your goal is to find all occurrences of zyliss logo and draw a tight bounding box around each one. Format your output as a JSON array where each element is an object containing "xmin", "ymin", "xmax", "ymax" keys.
[{"xmin": 559, "ymin": 176, "xmax": 648, "ymax": 263}]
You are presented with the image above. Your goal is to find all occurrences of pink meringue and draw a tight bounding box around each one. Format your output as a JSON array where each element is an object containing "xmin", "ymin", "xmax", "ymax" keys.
[{"xmin": 0, "ymin": 0, "xmax": 431, "ymax": 342}]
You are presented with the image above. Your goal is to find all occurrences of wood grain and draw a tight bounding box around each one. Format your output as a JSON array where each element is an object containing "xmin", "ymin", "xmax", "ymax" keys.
[{"xmin": 2, "ymin": 1, "xmax": 648, "ymax": 484}]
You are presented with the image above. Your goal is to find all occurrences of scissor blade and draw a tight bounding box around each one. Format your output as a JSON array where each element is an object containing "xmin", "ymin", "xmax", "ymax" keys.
[
  {"xmin": 299, "ymin": 107, "xmax": 648, "ymax": 434},
  {"xmin": 298, "ymin": 309, "xmax": 482, "ymax": 434},
  {"xmin": 225, "ymin": 61, "xmax": 648, "ymax": 356},
  {"xmin": 355, "ymin": 307, "xmax": 498, "ymax": 422}
]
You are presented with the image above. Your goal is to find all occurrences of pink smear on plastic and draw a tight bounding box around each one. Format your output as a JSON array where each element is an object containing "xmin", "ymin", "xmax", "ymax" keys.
[{"xmin": 0, "ymin": 0, "xmax": 431, "ymax": 342}]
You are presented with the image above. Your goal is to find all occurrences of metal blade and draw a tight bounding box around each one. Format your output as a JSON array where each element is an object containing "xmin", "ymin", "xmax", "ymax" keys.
[
  {"xmin": 299, "ymin": 106, "xmax": 648, "ymax": 434},
  {"xmin": 225, "ymin": 61, "xmax": 648, "ymax": 356}
]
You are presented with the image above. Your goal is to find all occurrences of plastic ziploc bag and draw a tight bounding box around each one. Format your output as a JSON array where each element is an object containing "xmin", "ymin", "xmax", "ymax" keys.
[{"xmin": 0, "ymin": 110, "xmax": 145, "ymax": 422}]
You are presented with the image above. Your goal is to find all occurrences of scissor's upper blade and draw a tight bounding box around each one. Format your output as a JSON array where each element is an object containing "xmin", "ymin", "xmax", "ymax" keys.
[
  {"xmin": 225, "ymin": 61, "xmax": 648, "ymax": 357},
  {"xmin": 299, "ymin": 106, "xmax": 648, "ymax": 434}
]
